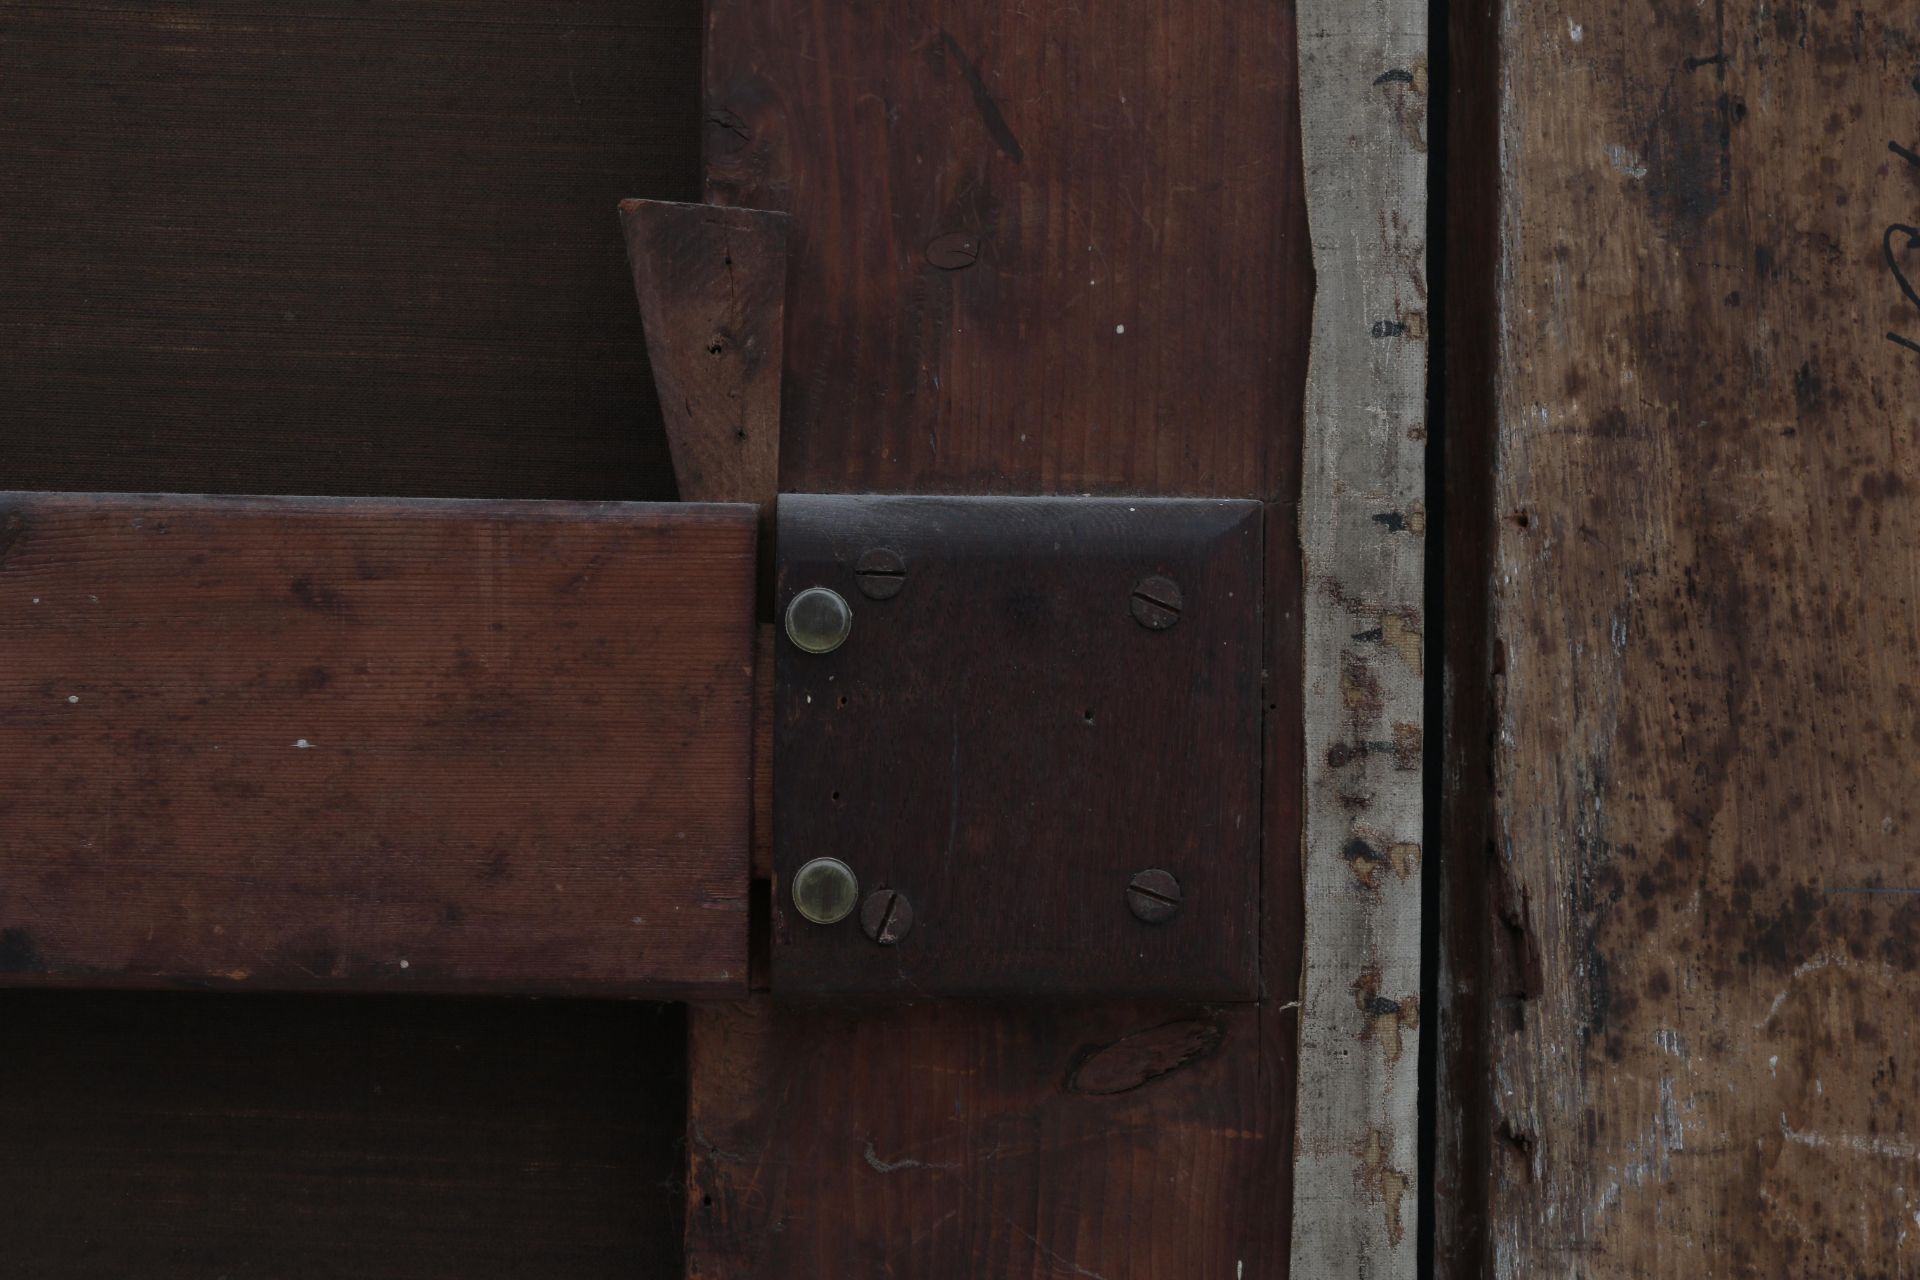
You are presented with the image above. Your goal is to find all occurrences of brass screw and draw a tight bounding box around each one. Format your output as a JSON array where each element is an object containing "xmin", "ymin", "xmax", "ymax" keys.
[
  {"xmin": 854, "ymin": 548, "xmax": 907, "ymax": 600},
  {"xmin": 786, "ymin": 587, "xmax": 852, "ymax": 654},
  {"xmin": 859, "ymin": 889, "xmax": 913, "ymax": 945},
  {"xmin": 1126, "ymin": 869, "xmax": 1183, "ymax": 924},
  {"xmin": 1130, "ymin": 575, "xmax": 1183, "ymax": 630},
  {"xmin": 792, "ymin": 857, "xmax": 859, "ymax": 925}
]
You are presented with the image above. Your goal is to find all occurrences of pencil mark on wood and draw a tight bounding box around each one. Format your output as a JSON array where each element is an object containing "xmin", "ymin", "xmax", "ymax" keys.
[
  {"xmin": 1886, "ymin": 224, "xmax": 1920, "ymax": 356},
  {"xmin": 937, "ymin": 32, "xmax": 1025, "ymax": 162}
]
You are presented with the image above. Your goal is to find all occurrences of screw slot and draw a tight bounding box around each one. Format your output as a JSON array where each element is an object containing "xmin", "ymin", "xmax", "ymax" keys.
[
  {"xmin": 853, "ymin": 548, "xmax": 907, "ymax": 600},
  {"xmin": 1126, "ymin": 869, "xmax": 1183, "ymax": 924},
  {"xmin": 860, "ymin": 889, "xmax": 914, "ymax": 945},
  {"xmin": 1129, "ymin": 575, "xmax": 1183, "ymax": 630}
]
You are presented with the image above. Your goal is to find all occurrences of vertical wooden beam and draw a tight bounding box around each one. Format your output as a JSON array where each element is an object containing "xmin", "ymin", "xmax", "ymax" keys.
[
  {"xmin": 691, "ymin": 0, "xmax": 1322, "ymax": 1274},
  {"xmin": 1463, "ymin": 0, "xmax": 1920, "ymax": 1274},
  {"xmin": 1291, "ymin": 0, "xmax": 1430, "ymax": 1273}
]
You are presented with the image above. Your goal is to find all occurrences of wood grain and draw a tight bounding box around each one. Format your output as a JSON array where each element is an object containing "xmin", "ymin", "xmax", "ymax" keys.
[
  {"xmin": 1291, "ymin": 0, "xmax": 1430, "ymax": 1272},
  {"xmin": 621, "ymin": 199, "xmax": 791, "ymax": 513},
  {"xmin": 0, "ymin": 0, "xmax": 699, "ymax": 503},
  {"xmin": 691, "ymin": 998, "xmax": 1278, "ymax": 1279},
  {"xmin": 0, "ymin": 492, "xmax": 755, "ymax": 996},
  {"xmin": 0, "ymin": 991, "xmax": 688, "ymax": 1279},
  {"xmin": 772, "ymin": 495, "xmax": 1263, "ymax": 999},
  {"xmin": 692, "ymin": 0, "xmax": 1314, "ymax": 1272},
  {"xmin": 1453, "ymin": 1, "xmax": 1920, "ymax": 1274},
  {"xmin": 706, "ymin": 0, "xmax": 1311, "ymax": 498}
]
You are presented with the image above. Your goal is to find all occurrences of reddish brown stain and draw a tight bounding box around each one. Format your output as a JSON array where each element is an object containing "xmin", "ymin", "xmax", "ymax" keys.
[{"xmin": 1067, "ymin": 1020, "xmax": 1227, "ymax": 1095}]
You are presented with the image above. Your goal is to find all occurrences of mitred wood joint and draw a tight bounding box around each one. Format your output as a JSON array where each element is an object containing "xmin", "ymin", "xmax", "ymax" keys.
[{"xmin": 771, "ymin": 494, "xmax": 1264, "ymax": 1000}]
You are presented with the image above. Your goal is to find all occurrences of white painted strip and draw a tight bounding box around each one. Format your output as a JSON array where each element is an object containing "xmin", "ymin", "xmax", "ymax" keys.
[{"xmin": 1291, "ymin": 0, "xmax": 1429, "ymax": 1273}]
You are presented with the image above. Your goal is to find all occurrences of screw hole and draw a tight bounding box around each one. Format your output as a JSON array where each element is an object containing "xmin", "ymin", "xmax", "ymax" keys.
[
  {"xmin": 1083, "ymin": 709, "xmax": 1095, "ymax": 724},
  {"xmin": 702, "ymin": 1194, "xmax": 713, "ymax": 1207},
  {"xmin": 831, "ymin": 790, "xmax": 841, "ymax": 802},
  {"xmin": 838, "ymin": 694, "xmax": 849, "ymax": 707}
]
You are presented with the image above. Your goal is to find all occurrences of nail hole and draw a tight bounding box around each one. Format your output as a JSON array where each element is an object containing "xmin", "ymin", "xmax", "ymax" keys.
[{"xmin": 831, "ymin": 790, "xmax": 841, "ymax": 802}]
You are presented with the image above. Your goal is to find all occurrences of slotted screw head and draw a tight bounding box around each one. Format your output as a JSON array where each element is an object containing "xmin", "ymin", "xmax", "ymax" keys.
[
  {"xmin": 854, "ymin": 548, "xmax": 907, "ymax": 600},
  {"xmin": 786, "ymin": 586, "xmax": 852, "ymax": 654},
  {"xmin": 859, "ymin": 889, "xmax": 914, "ymax": 945},
  {"xmin": 1130, "ymin": 575, "xmax": 1183, "ymax": 630},
  {"xmin": 1126, "ymin": 869, "xmax": 1183, "ymax": 924},
  {"xmin": 792, "ymin": 857, "xmax": 859, "ymax": 925}
]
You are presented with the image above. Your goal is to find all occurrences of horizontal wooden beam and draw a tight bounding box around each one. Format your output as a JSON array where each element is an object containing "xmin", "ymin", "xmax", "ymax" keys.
[{"xmin": 0, "ymin": 492, "xmax": 756, "ymax": 997}]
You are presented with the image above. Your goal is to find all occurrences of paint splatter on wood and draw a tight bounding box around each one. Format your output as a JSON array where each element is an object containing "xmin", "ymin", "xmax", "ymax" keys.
[{"xmin": 1293, "ymin": 0, "xmax": 1429, "ymax": 1270}]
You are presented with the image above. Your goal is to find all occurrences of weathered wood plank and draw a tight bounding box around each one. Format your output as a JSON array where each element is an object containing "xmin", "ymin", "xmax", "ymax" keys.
[
  {"xmin": 1291, "ymin": 0, "xmax": 1431, "ymax": 1272},
  {"xmin": 1457, "ymin": 1, "xmax": 1920, "ymax": 1274},
  {"xmin": 691, "ymin": 0, "xmax": 1314, "ymax": 1271},
  {"xmin": 0, "ymin": 492, "xmax": 755, "ymax": 996}
]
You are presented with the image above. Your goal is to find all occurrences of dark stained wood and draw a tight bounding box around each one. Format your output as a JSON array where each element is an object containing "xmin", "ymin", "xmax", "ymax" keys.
[
  {"xmin": 692, "ymin": 0, "xmax": 1312, "ymax": 1271},
  {"xmin": 0, "ymin": 0, "xmax": 701, "ymax": 503},
  {"xmin": 1455, "ymin": 0, "xmax": 1920, "ymax": 1274},
  {"xmin": 621, "ymin": 199, "xmax": 791, "ymax": 513},
  {"xmin": 752, "ymin": 623, "xmax": 774, "ymax": 885},
  {"xmin": 691, "ymin": 999, "xmax": 1277, "ymax": 1278},
  {"xmin": 0, "ymin": 492, "xmax": 755, "ymax": 996},
  {"xmin": 1433, "ymin": 0, "xmax": 1501, "ymax": 1270},
  {"xmin": 706, "ymin": 0, "xmax": 1310, "ymax": 499},
  {"xmin": 1, "ymin": 8, "xmax": 713, "ymax": 1265},
  {"xmin": 0, "ymin": 991, "xmax": 687, "ymax": 1279},
  {"xmin": 773, "ymin": 495, "xmax": 1262, "ymax": 998}
]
